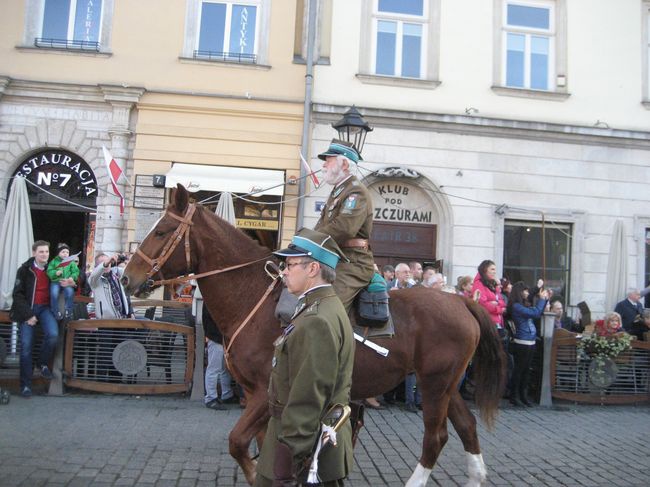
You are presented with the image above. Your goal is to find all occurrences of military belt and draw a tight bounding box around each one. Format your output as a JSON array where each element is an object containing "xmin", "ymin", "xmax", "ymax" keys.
[{"xmin": 342, "ymin": 238, "xmax": 369, "ymax": 250}]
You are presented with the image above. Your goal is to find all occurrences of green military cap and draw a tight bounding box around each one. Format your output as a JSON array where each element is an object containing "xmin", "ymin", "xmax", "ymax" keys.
[
  {"xmin": 274, "ymin": 228, "xmax": 345, "ymax": 269},
  {"xmin": 317, "ymin": 139, "xmax": 362, "ymax": 163}
]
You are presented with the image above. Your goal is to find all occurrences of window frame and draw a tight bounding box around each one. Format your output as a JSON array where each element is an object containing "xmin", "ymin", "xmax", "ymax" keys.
[
  {"xmin": 357, "ymin": 0, "xmax": 441, "ymax": 89},
  {"xmin": 502, "ymin": 219, "xmax": 573, "ymax": 304},
  {"xmin": 22, "ymin": 0, "xmax": 114, "ymax": 54},
  {"xmin": 370, "ymin": 1, "xmax": 428, "ymax": 79},
  {"xmin": 182, "ymin": 0, "xmax": 270, "ymax": 66},
  {"xmin": 195, "ymin": 0, "xmax": 260, "ymax": 62},
  {"xmin": 501, "ymin": 0, "xmax": 555, "ymax": 91},
  {"xmin": 492, "ymin": 0, "xmax": 569, "ymax": 101},
  {"xmin": 642, "ymin": 2, "xmax": 650, "ymax": 108}
]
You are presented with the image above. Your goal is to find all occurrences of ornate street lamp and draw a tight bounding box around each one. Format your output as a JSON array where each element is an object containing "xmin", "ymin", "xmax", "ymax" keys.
[{"xmin": 331, "ymin": 106, "xmax": 373, "ymax": 157}]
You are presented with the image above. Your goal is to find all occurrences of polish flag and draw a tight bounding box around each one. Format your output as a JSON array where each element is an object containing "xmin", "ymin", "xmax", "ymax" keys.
[
  {"xmin": 299, "ymin": 152, "xmax": 320, "ymax": 187},
  {"xmin": 102, "ymin": 145, "xmax": 125, "ymax": 215}
]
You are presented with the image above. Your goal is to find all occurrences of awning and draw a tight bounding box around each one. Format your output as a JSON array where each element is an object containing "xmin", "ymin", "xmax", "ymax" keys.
[{"xmin": 165, "ymin": 163, "xmax": 285, "ymax": 196}]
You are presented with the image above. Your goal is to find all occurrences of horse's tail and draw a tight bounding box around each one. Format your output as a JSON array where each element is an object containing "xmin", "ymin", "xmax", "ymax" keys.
[{"xmin": 464, "ymin": 299, "xmax": 506, "ymax": 430}]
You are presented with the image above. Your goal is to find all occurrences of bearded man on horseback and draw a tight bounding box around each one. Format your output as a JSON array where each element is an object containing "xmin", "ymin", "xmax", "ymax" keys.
[{"xmin": 314, "ymin": 139, "xmax": 375, "ymax": 313}]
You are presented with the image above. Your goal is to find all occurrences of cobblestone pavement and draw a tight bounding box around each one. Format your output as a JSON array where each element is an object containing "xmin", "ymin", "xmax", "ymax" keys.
[{"xmin": 1, "ymin": 394, "xmax": 649, "ymax": 486}]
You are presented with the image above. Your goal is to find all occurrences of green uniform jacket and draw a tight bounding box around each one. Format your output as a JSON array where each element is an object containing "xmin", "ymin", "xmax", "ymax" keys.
[
  {"xmin": 314, "ymin": 175, "xmax": 375, "ymax": 311},
  {"xmin": 257, "ymin": 286, "xmax": 355, "ymax": 483}
]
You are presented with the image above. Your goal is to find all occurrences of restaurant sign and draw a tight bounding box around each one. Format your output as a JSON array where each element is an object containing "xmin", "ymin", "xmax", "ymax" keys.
[{"xmin": 13, "ymin": 149, "xmax": 98, "ymax": 201}]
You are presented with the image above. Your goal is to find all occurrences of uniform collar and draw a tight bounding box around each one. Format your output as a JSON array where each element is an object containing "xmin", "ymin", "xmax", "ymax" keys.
[
  {"xmin": 333, "ymin": 174, "xmax": 353, "ymax": 191},
  {"xmin": 297, "ymin": 284, "xmax": 335, "ymax": 304}
]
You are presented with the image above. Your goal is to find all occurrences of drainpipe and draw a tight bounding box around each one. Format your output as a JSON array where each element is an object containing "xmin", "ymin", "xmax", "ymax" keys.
[{"xmin": 296, "ymin": 0, "xmax": 317, "ymax": 231}]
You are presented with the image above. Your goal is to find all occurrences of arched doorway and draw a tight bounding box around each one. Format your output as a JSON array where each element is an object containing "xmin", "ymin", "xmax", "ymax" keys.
[
  {"xmin": 10, "ymin": 149, "xmax": 98, "ymax": 272},
  {"xmin": 364, "ymin": 168, "xmax": 453, "ymax": 272}
]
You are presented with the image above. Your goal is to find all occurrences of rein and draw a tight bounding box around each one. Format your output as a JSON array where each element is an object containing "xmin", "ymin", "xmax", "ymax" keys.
[{"xmin": 135, "ymin": 202, "xmax": 282, "ymax": 371}]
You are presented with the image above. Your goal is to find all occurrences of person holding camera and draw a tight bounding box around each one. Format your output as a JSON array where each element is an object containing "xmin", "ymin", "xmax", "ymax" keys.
[{"xmin": 89, "ymin": 253, "xmax": 132, "ymax": 319}]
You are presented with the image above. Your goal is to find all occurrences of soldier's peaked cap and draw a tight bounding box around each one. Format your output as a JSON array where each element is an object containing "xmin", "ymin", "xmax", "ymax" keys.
[
  {"xmin": 317, "ymin": 139, "xmax": 362, "ymax": 163},
  {"xmin": 273, "ymin": 228, "xmax": 345, "ymax": 269}
]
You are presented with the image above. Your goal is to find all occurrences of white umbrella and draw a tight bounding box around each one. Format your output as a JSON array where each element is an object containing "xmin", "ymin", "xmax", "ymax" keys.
[
  {"xmin": 215, "ymin": 191, "xmax": 236, "ymax": 225},
  {"xmin": 0, "ymin": 177, "xmax": 34, "ymax": 310},
  {"xmin": 604, "ymin": 219, "xmax": 627, "ymax": 312}
]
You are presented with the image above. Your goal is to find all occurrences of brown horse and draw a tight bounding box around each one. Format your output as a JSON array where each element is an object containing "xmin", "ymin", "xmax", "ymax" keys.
[{"xmin": 122, "ymin": 185, "xmax": 506, "ymax": 487}]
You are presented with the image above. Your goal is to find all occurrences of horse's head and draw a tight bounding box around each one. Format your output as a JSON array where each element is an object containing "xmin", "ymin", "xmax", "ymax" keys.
[{"xmin": 122, "ymin": 184, "xmax": 196, "ymax": 297}]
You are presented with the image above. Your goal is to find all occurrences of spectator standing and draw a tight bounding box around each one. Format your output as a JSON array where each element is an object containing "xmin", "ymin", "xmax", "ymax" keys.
[
  {"xmin": 382, "ymin": 264, "xmax": 395, "ymax": 289},
  {"xmin": 550, "ymin": 301, "xmax": 584, "ymax": 333},
  {"xmin": 47, "ymin": 243, "xmax": 79, "ymax": 320},
  {"xmin": 500, "ymin": 278, "xmax": 512, "ymax": 308},
  {"xmin": 614, "ymin": 289, "xmax": 645, "ymax": 333},
  {"xmin": 456, "ymin": 275, "xmax": 473, "ymax": 297},
  {"xmin": 471, "ymin": 260, "xmax": 506, "ymax": 330},
  {"xmin": 88, "ymin": 253, "xmax": 132, "ymax": 319},
  {"xmin": 10, "ymin": 240, "xmax": 58, "ymax": 398},
  {"xmin": 202, "ymin": 304, "xmax": 236, "ymax": 409},
  {"xmin": 421, "ymin": 268, "xmax": 443, "ymax": 290},
  {"xmin": 507, "ymin": 282, "xmax": 548, "ymax": 407},
  {"xmin": 391, "ymin": 263, "xmax": 413, "ymax": 289},
  {"xmin": 630, "ymin": 309, "xmax": 650, "ymax": 340},
  {"xmin": 408, "ymin": 261, "xmax": 423, "ymax": 285}
]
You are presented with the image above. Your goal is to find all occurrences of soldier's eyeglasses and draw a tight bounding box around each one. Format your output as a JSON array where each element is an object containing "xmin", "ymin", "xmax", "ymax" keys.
[{"xmin": 279, "ymin": 260, "xmax": 311, "ymax": 272}]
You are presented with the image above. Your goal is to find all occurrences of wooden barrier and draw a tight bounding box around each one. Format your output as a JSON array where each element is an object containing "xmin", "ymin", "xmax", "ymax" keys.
[
  {"xmin": 551, "ymin": 328, "xmax": 650, "ymax": 404},
  {"xmin": 64, "ymin": 319, "xmax": 195, "ymax": 395}
]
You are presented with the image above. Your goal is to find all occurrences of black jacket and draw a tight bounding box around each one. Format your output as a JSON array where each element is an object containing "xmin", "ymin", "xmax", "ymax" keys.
[
  {"xmin": 614, "ymin": 299, "xmax": 644, "ymax": 332},
  {"xmin": 202, "ymin": 304, "xmax": 222, "ymax": 344},
  {"xmin": 10, "ymin": 257, "xmax": 41, "ymax": 323}
]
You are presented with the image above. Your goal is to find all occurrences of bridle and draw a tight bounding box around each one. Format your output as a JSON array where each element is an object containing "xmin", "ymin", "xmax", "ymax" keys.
[
  {"xmin": 133, "ymin": 202, "xmax": 282, "ymax": 367},
  {"xmin": 135, "ymin": 203, "xmax": 197, "ymax": 287}
]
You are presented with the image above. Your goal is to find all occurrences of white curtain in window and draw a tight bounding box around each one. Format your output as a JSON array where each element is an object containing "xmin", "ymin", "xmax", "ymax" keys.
[{"xmin": 605, "ymin": 219, "xmax": 628, "ymax": 312}]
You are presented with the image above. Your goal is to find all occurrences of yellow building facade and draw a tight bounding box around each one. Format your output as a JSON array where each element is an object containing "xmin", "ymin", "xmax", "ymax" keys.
[{"xmin": 0, "ymin": 0, "xmax": 307, "ymax": 268}]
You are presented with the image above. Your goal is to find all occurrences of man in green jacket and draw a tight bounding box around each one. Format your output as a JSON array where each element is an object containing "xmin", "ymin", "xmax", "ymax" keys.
[
  {"xmin": 255, "ymin": 229, "xmax": 355, "ymax": 487},
  {"xmin": 314, "ymin": 139, "xmax": 375, "ymax": 313}
]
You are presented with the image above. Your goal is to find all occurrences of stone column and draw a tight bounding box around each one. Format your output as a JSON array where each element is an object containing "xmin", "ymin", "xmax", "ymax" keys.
[{"xmin": 99, "ymin": 85, "xmax": 144, "ymax": 254}]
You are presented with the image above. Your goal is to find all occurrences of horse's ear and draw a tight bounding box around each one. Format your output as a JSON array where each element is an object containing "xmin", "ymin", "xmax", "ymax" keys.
[{"xmin": 172, "ymin": 184, "xmax": 189, "ymax": 213}]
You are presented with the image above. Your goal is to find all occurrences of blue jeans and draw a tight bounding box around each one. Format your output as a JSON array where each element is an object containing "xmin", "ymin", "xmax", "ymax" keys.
[
  {"xmin": 204, "ymin": 339, "xmax": 233, "ymax": 403},
  {"xmin": 20, "ymin": 304, "xmax": 59, "ymax": 389},
  {"xmin": 50, "ymin": 282, "xmax": 75, "ymax": 316},
  {"xmin": 405, "ymin": 372, "xmax": 421, "ymax": 406}
]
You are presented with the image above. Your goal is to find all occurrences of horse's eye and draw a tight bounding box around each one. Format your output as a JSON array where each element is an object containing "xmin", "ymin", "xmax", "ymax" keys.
[{"xmin": 154, "ymin": 230, "xmax": 165, "ymax": 237}]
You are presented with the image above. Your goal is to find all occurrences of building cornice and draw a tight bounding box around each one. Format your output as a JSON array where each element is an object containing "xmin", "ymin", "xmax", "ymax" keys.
[{"xmin": 313, "ymin": 103, "xmax": 650, "ymax": 149}]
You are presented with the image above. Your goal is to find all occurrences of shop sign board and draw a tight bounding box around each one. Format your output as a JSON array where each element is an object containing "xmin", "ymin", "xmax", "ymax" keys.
[
  {"xmin": 369, "ymin": 180, "xmax": 433, "ymax": 224},
  {"xmin": 12, "ymin": 149, "xmax": 98, "ymax": 201}
]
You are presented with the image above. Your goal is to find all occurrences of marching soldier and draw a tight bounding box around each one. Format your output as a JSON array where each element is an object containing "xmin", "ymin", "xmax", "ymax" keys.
[
  {"xmin": 255, "ymin": 229, "xmax": 354, "ymax": 487},
  {"xmin": 314, "ymin": 139, "xmax": 375, "ymax": 313}
]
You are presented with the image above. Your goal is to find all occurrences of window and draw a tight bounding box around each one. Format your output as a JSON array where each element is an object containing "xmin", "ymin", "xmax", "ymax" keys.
[
  {"xmin": 22, "ymin": 0, "xmax": 113, "ymax": 53},
  {"xmin": 372, "ymin": 0, "xmax": 426, "ymax": 78},
  {"xmin": 195, "ymin": 1, "xmax": 258, "ymax": 62},
  {"xmin": 502, "ymin": 1, "xmax": 554, "ymax": 90},
  {"xmin": 182, "ymin": 0, "xmax": 269, "ymax": 65},
  {"xmin": 39, "ymin": 0, "xmax": 103, "ymax": 50},
  {"xmin": 503, "ymin": 221, "xmax": 572, "ymax": 303}
]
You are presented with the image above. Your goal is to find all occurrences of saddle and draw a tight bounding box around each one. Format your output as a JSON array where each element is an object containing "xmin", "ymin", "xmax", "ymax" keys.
[{"xmin": 274, "ymin": 277, "xmax": 394, "ymax": 339}]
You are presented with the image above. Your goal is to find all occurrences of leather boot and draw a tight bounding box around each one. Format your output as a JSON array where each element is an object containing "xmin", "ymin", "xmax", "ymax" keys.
[
  {"xmin": 272, "ymin": 442, "xmax": 297, "ymax": 487},
  {"xmin": 509, "ymin": 393, "xmax": 525, "ymax": 408},
  {"xmin": 520, "ymin": 388, "xmax": 533, "ymax": 407}
]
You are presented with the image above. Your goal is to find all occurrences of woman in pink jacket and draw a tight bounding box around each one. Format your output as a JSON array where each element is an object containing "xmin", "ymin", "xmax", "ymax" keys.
[{"xmin": 471, "ymin": 260, "xmax": 506, "ymax": 330}]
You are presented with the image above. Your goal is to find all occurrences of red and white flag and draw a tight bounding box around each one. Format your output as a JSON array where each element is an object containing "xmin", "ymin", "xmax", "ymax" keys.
[
  {"xmin": 102, "ymin": 145, "xmax": 125, "ymax": 215},
  {"xmin": 299, "ymin": 152, "xmax": 320, "ymax": 187}
]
